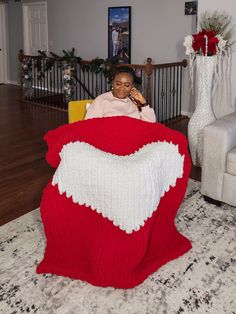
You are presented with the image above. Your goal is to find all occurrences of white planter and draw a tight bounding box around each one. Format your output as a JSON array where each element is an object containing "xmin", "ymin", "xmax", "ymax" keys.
[{"xmin": 188, "ymin": 55, "xmax": 217, "ymax": 167}]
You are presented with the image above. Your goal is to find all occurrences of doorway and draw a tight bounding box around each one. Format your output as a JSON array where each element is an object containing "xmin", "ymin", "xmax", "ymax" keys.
[{"xmin": 23, "ymin": 1, "xmax": 48, "ymax": 55}]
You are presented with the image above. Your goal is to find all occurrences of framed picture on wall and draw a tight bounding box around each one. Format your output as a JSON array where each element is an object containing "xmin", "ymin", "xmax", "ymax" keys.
[
  {"xmin": 108, "ymin": 6, "xmax": 131, "ymax": 63},
  {"xmin": 185, "ymin": 1, "xmax": 198, "ymax": 15}
]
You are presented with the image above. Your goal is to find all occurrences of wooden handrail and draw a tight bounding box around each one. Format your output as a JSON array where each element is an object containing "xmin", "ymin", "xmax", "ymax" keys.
[{"xmin": 153, "ymin": 59, "xmax": 187, "ymax": 69}]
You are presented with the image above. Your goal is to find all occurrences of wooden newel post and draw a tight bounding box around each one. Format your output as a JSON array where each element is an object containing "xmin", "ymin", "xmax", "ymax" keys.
[
  {"xmin": 145, "ymin": 57, "xmax": 153, "ymax": 106},
  {"xmin": 182, "ymin": 59, "xmax": 188, "ymax": 68}
]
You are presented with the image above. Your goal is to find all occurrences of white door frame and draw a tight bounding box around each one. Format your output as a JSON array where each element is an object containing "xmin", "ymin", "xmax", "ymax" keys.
[
  {"xmin": 0, "ymin": 3, "xmax": 8, "ymax": 83},
  {"xmin": 22, "ymin": 1, "xmax": 48, "ymax": 55}
]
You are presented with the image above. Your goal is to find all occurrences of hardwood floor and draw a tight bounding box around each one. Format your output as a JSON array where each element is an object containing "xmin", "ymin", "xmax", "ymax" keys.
[
  {"xmin": 0, "ymin": 85, "xmax": 67, "ymax": 225},
  {"xmin": 0, "ymin": 84, "xmax": 201, "ymax": 226}
]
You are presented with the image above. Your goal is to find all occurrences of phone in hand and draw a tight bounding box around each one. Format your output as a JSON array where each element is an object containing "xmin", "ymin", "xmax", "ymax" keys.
[{"xmin": 128, "ymin": 95, "xmax": 142, "ymax": 111}]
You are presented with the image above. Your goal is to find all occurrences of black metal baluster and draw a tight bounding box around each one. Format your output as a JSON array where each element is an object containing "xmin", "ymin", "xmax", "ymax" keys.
[
  {"xmin": 43, "ymin": 59, "xmax": 46, "ymax": 105},
  {"xmin": 33, "ymin": 58, "xmax": 36, "ymax": 102},
  {"xmin": 32, "ymin": 58, "xmax": 34, "ymax": 102},
  {"xmin": 100, "ymin": 71, "xmax": 103, "ymax": 94},
  {"xmin": 47, "ymin": 65, "xmax": 49, "ymax": 107},
  {"xmin": 87, "ymin": 70, "xmax": 90, "ymax": 99},
  {"xmin": 51, "ymin": 67, "xmax": 55, "ymax": 108},
  {"xmin": 165, "ymin": 68, "xmax": 167, "ymax": 121},
  {"xmin": 79, "ymin": 67, "xmax": 82, "ymax": 100},
  {"xmin": 170, "ymin": 67, "xmax": 173, "ymax": 119},
  {"xmin": 153, "ymin": 69, "xmax": 157, "ymax": 119},
  {"xmin": 166, "ymin": 67, "xmax": 169, "ymax": 120},
  {"xmin": 173, "ymin": 66, "xmax": 176, "ymax": 118},
  {"xmin": 91, "ymin": 72, "xmax": 95, "ymax": 95},
  {"xmin": 39, "ymin": 58, "xmax": 42, "ymax": 104},
  {"xmin": 54, "ymin": 60, "xmax": 56, "ymax": 106},
  {"xmin": 83, "ymin": 69, "xmax": 86, "ymax": 99},
  {"xmin": 56, "ymin": 60, "xmax": 59, "ymax": 106},
  {"xmin": 180, "ymin": 65, "xmax": 183, "ymax": 116},
  {"xmin": 161, "ymin": 68, "xmax": 164, "ymax": 121},
  {"xmin": 157, "ymin": 68, "xmax": 160, "ymax": 122},
  {"xmin": 176, "ymin": 66, "xmax": 179, "ymax": 116},
  {"xmin": 60, "ymin": 64, "xmax": 63, "ymax": 107},
  {"xmin": 95, "ymin": 73, "xmax": 99, "ymax": 97},
  {"xmin": 75, "ymin": 64, "xmax": 78, "ymax": 100},
  {"xmin": 163, "ymin": 68, "xmax": 165, "ymax": 121}
]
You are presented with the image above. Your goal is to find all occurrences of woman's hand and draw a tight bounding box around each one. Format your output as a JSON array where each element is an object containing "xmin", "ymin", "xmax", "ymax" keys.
[{"xmin": 130, "ymin": 88, "xmax": 147, "ymax": 105}]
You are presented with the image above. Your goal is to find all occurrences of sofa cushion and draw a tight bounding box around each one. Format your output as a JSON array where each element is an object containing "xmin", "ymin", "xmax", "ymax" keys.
[{"xmin": 226, "ymin": 147, "xmax": 236, "ymax": 176}]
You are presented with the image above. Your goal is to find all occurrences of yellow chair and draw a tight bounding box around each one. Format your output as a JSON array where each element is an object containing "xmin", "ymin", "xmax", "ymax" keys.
[{"xmin": 68, "ymin": 99, "xmax": 93, "ymax": 123}]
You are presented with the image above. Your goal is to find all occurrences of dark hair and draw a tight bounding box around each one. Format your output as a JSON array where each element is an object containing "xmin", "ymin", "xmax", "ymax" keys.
[
  {"xmin": 112, "ymin": 66, "xmax": 136, "ymax": 82},
  {"xmin": 110, "ymin": 66, "xmax": 142, "ymax": 86}
]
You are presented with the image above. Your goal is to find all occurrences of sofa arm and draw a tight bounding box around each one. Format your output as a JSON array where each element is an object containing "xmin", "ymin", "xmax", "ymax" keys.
[{"xmin": 201, "ymin": 111, "xmax": 236, "ymax": 201}]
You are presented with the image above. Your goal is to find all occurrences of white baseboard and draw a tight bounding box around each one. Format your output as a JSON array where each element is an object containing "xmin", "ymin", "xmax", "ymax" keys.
[
  {"xmin": 181, "ymin": 110, "xmax": 193, "ymax": 118},
  {"xmin": 6, "ymin": 81, "xmax": 20, "ymax": 86}
]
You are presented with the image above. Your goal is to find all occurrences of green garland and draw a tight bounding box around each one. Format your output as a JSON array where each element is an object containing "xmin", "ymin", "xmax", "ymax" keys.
[{"xmin": 36, "ymin": 48, "xmax": 82, "ymax": 80}]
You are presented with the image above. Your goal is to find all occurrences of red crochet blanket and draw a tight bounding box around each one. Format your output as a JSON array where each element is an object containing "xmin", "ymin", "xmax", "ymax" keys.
[{"xmin": 37, "ymin": 116, "xmax": 192, "ymax": 289}]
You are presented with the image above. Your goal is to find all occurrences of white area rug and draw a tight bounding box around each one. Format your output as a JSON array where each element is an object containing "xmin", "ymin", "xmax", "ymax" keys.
[{"xmin": 0, "ymin": 180, "xmax": 236, "ymax": 314}]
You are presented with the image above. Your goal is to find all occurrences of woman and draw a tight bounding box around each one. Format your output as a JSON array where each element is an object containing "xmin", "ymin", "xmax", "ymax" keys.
[{"xmin": 85, "ymin": 67, "xmax": 156, "ymax": 123}]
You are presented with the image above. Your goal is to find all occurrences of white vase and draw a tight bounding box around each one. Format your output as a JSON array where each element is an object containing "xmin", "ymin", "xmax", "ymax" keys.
[{"xmin": 188, "ymin": 55, "xmax": 217, "ymax": 167}]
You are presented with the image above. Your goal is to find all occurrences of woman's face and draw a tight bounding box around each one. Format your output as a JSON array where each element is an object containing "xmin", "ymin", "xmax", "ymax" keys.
[{"xmin": 112, "ymin": 72, "xmax": 133, "ymax": 99}]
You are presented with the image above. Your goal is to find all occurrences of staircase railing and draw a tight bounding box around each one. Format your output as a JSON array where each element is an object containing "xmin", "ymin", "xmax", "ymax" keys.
[{"xmin": 19, "ymin": 50, "xmax": 187, "ymax": 122}]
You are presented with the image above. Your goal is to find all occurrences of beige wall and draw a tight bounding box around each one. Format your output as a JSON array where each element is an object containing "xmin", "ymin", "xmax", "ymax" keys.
[
  {"xmin": 46, "ymin": 0, "xmax": 196, "ymax": 113},
  {"xmin": 7, "ymin": 0, "xmax": 196, "ymax": 113},
  {"xmin": 47, "ymin": 0, "xmax": 195, "ymax": 64}
]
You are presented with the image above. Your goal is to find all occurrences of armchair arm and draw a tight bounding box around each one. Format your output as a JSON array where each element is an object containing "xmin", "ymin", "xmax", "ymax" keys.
[
  {"xmin": 201, "ymin": 111, "xmax": 236, "ymax": 201},
  {"xmin": 68, "ymin": 99, "xmax": 93, "ymax": 123}
]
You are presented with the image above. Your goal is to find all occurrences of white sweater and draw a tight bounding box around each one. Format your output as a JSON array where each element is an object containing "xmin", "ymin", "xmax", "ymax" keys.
[{"xmin": 85, "ymin": 91, "xmax": 156, "ymax": 123}]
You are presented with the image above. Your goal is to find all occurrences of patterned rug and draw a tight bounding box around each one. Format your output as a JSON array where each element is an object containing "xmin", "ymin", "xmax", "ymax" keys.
[{"xmin": 0, "ymin": 180, "xmax": 235, "ymax": 314}]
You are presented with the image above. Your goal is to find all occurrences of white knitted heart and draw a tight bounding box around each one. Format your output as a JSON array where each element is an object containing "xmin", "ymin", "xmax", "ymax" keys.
[{"xmin": 52, "ymin": 141, "xmax": 184, "ymax": 233}]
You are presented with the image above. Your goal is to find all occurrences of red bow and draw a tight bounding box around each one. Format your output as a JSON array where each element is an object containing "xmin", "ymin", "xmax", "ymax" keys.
[{"xmin": 192, "ymin": 30, "xmax": 219, "ymax": 56}]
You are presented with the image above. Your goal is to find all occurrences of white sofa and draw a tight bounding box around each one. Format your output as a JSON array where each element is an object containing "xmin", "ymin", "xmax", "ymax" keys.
[{"xmin": 201, "ymin": 111, "xmax": 236, "ymax": 207}]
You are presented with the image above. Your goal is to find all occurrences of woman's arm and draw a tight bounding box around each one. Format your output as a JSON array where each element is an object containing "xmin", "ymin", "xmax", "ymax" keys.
[
  {"xmin": 140, "ymin": 106, "xmax": 156, "ymax": 123},
  {"xmin": 129, "ymin": 88, "xmax": 156, "ymax": 123}
]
